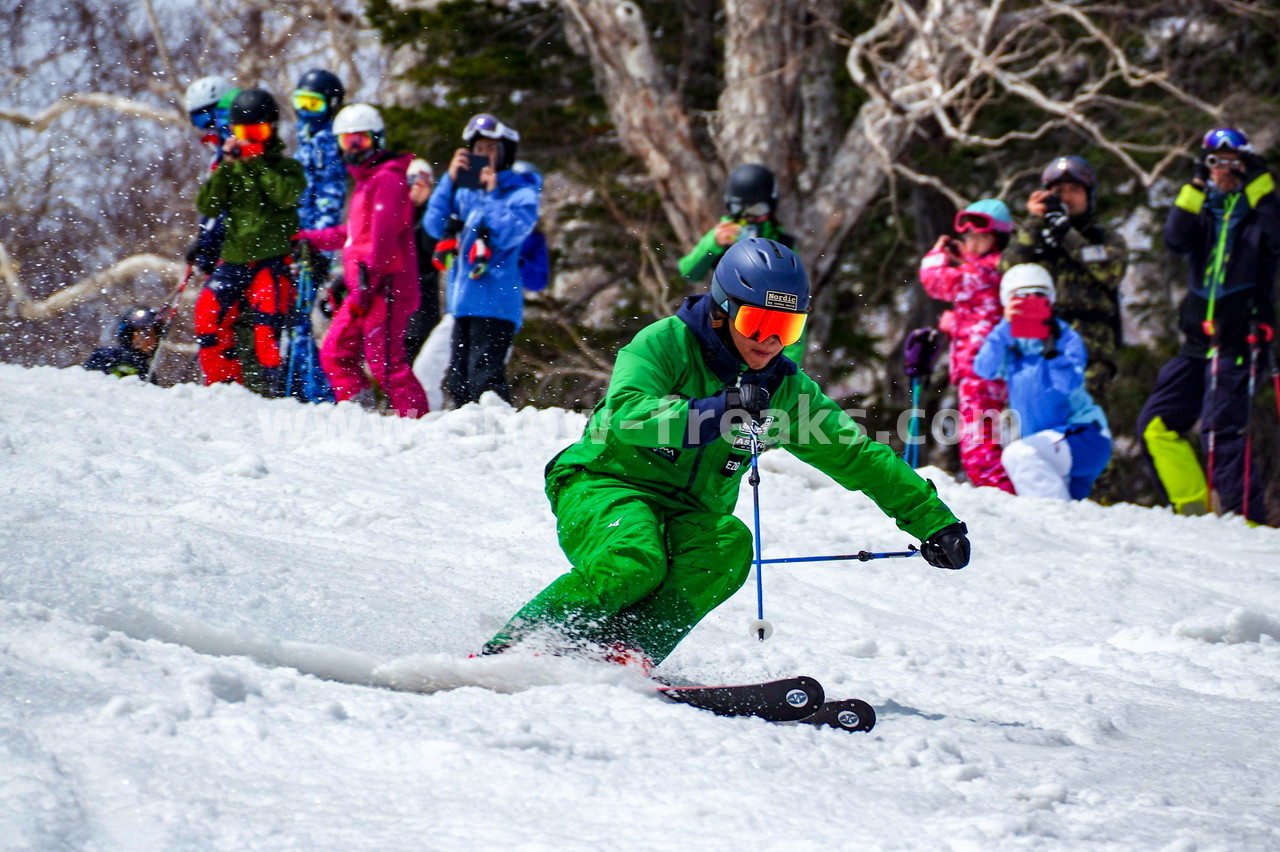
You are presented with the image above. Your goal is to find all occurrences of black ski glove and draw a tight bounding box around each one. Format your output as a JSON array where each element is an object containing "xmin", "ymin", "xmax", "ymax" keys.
[
  {"xmin": 920, "ymin": 521, "xmax": 970, "ymax": 570},
  {"xmin": 1193, "ymin": 152, "xmax": 1211, "ymax": 187},
  {"xmin": 723, "ymin": 383, "xmax": 771, "ymax": 425}
]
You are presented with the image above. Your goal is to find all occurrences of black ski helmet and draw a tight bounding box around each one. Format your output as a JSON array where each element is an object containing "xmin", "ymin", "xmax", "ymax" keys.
[
  {"xmin": 115, "ymin": 307, "xmax": 162, "ymax": 348},
  {"xmin": 295, "ymin": 69, "xmax": 345, "ymax": 114},
  {"xmin": 711, "ymin": 238, "xmax": 810, "ymax": 315},
  {"xmin": 724, "ymin": 164, "xmax": 777, "ymax": 216},
  {"xmin": 1041, "ymin": 155, "xmax": 1097, "ymax": 213},
  {"xmin": 230, "ymin": 88, "xmax": 280, "ymax": 125}
]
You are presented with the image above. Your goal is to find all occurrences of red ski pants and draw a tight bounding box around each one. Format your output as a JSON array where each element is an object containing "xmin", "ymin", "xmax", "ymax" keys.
[{"xmin": 195, "ymin": 257, "xmax": 293, "ymax": 387}]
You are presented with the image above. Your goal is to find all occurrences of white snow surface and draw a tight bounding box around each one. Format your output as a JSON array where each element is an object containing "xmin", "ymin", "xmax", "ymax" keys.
[{"xmin": 3, "ymin": 363, "xmax": 1280, "ymax": 851}]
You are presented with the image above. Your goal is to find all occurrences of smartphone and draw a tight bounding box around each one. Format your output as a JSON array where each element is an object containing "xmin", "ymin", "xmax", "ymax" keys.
[
  {"xmin": 454, "ymin": 154, "xmax": 491, "ymax": 190},
  {"xmin": 1010, "ymin": 295, "xmax": 1053, "ymax": 339}
]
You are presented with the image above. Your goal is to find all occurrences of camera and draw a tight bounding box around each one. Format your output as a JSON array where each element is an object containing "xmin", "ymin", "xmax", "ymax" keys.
[{"xmin": 1042, "ymin": 193, "xmax": 1065, "ymax": 215}]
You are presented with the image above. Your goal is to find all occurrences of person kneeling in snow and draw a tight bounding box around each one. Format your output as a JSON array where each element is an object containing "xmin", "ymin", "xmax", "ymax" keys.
[
  {"xmin": 974, "ymin": 264, "xmax": 1112, "ymax": 500},
  {"xmin": 483, "ymin": 239, "xmax": 970, "ymax": 672}
]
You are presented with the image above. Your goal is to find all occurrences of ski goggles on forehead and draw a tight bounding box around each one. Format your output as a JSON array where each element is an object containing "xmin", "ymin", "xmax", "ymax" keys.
[
  {"xmin": 730, "ymin": 303, "xmax": 808, "ymax": 347},
  {"xmin": 231, "ymin": 123, "xmax": 272, "ymax": 142},
  {"xmin": 338, "ymin": 131, "xmax": 373, "ymax": 152},
  {"xmin": 292, "ymin": 91, "xmax": 327, "ymax": 114},
  {"xmin": 727, "ymin": 200, "xmax": 771, "ymax": 220},
  {"xmin": 463, "ymin": 113, "xmax": 518, "ymax": 142},
  {"xmin": 1202, "ymin": 128, "xmax": 1249, "ymax": 151},
  {"xmin": 954, "ymin": 211, "xmax": 998, "ymax": 233}
]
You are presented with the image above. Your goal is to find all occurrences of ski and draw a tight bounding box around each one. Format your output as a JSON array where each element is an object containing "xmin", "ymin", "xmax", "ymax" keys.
[
  {"xmin": 798, "ymin": 698, "xmax": 877, "ymax": 733},
  {"xmin": 656, "ymin": 675, "xmax": 824, "ymax": 722}
]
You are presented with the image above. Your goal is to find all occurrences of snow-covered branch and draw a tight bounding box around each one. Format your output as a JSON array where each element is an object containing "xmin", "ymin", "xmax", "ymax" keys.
[{"xmin": 1, "ymin": 241, "xmax": 185, "ymax": 321}]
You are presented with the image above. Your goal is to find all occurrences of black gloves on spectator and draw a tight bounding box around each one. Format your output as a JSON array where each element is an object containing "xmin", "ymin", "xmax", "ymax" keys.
[{"xmin": 920, "ymin": 521, "xmax": 970, "ymax": 570}]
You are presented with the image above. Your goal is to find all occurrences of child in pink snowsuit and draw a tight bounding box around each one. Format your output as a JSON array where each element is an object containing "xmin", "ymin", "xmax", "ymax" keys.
[
  {"xmin": 918, "ymin": 199, "xmax": 1015, "ymax": 491},
  {"xmin": 297, "ymin": 104, "xmax": 429, "ymax": 418}
]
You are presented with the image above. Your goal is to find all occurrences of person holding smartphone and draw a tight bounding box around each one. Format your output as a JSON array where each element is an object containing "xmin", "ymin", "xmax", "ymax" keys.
[
  {"xmin": 423, "ymin": 113, "xmax": 541, "ymax": 405},
  {"xmin": 974, "ymin": 264, "xmax": 1112, "ymax": 501},
  {"xmin": 918, "ymin": 198, "xmax": 1015, "ymax": 492}
]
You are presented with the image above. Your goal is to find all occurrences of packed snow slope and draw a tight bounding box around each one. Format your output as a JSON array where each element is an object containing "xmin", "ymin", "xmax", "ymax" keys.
[{"xmin": 2, "ymin": 364, "xmax": 1279, "ymax": 852}]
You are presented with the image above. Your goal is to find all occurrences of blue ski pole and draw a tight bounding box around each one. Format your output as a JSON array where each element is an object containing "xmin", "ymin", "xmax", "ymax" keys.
[
  {"xmin": 747, "ymin": 418, "xmax": 771, "ymax": 641},
  {"xmin": 758, "ymin": 547, "xmax": 921, "ymax": 565}
]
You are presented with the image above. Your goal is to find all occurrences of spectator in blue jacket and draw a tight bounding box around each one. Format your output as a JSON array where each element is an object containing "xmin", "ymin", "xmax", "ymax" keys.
[
  {"xmin": 182, "ymin": 76, "xmax": 237, "ymax": 275},
  {"xmin": 974, "ymin": 264, "xmax": 1112, "ymax": 500},
  {"xmin": 292, "ymin": 69, "xmax": 347, "ymax": 283},
  {"xmin": 424, "ymin": 113, "xmax": 541, "ymax": 404},
  {"xmin": 84, "ymin": 308, "xmax": 163, "ymax": 381}
]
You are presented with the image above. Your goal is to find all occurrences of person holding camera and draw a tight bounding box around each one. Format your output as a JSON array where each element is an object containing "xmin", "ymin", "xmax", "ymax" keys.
[
  {"xmin": 1002, "ymin": 156, "xmax": 1127, "ymax": 407},
  {"xmin": 974, "ymin": 264, "xmax": 1112, "ymax": 501},
  {"xmin": 193, "ymin": 88, "xmax": 305, "ymax": 395},
  {"xmin": 423, "ymin": 113, "xmax": 541, "ymax": 405},
  {"xmin": 679, "ymin": 164, "xmax": 804, "ymax": 363},
  {"xmin": 918, "ymin": 198, "xmax": 1015, "ymax": 492},
  {"xmin": 481, "ymin": 238, "xmax": 968, "ymax": 671},
  {"xmin": 1136, "ymin": 128, "xmax": 1279, "ymax": 522}
]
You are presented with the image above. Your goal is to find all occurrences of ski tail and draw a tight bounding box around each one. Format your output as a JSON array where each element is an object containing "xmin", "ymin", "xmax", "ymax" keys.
[
  {"xmin": 799, "ymin": 698, "xmax": 876, "ymax": 733},
  {"xmin": 657, "ymin": 676, "xmax": 824, "ymax": 722}
]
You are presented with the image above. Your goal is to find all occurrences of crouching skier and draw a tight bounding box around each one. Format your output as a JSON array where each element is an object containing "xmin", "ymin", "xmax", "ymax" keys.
[
  {"xmin": 193, "ymin": 88, "xmax": 305, "ymax": 395},
  {"xmin": 483, "ymin": 239, "xmax": 970, "ymax": 672}
]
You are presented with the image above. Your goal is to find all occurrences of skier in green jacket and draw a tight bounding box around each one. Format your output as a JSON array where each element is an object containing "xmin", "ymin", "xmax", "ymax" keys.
[
  {"xmin": 485, "ymin": 239, "xmax": 970, "ymax": 671},
  {"xmin": 193, "ymin": 88, "xmax": 306, "ymax": 393}
]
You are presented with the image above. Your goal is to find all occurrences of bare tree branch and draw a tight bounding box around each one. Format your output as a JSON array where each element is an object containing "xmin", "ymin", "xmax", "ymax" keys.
[
  {"xmin": 0, "ymin": 93, "xmax": 186, "ymax": 130},
  {"xmin": 1, "ymin": 241, "xmax": 184, "ymax": 321}
]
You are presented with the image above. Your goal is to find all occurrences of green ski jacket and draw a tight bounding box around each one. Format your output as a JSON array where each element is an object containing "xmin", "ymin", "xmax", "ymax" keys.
[
  {"xmin": 548, "ymin": 295, "xmax": 958, "ymax": 541},
  {"xmin": 195, "ymin": 137, "xmax": 306, "ymax": 265}
]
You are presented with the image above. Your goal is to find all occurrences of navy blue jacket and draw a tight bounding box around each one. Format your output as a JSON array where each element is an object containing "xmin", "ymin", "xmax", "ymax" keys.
[{"xmin": 1165, "ymin": 176, "xmax": 1280, "ymax": 355}]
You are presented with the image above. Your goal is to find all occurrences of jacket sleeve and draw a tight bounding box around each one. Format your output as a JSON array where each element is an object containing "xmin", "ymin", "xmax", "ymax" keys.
[
  {"xmin": 195, "ymin": 167, "xmax": 230, "ymax": 217},
  {"xmin": 918, "ymin": 249, "xmax": 959, "ymax": 301},
  {"xmin": 423, "ymin": 176, "xmax": 458, "ymax": 241},
  {"xmin": 1042, "ymin": 325, "xmax": 1086, "ymax": 394},
  {"xmin": 477, "ymin": 183, "xmax": 540, "ymax": 251},
  {"xmin": 973, "ymin": 321, "xmax": 1011, "ymax": 380},
  {"xmin": 1163, "ymin": 183, "xmax": 1206, "ymax": 256},
  {"xmin": 297, "ymin": 224, "xmax": 348, "ymax": 252},
  {"xmin": 777, "ymin": 372, "xmax": 960, "ymax": 542},
  {"xmin": 596, "ymin": 325, "xmax": 696, "ymax": 449},
  {"xmin": 678, "ymin": 227, "xmax": 727, "ymax": 281}
]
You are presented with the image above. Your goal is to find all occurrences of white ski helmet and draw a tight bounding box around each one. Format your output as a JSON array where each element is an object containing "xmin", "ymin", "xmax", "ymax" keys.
[
  {"xmin": 332, "ymin": 103, "xmax": 385, "ymax": 136},
  {"xmin": 184, "ymin": 76, "xmax": 234, "ymax": 113},
  {"xmin": 1000, "ymin": 263, "xmax": 1056, "ymax": 305}
]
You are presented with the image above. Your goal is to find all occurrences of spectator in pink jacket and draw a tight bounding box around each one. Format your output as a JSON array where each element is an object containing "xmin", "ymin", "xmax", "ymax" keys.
[
  {"xmin": 918, "ymin": 199, "xmax": 1015, "ymax": 492},
  {"xmin": 296, "ymin": 104, "xmax": 429, "ymax": 418}
]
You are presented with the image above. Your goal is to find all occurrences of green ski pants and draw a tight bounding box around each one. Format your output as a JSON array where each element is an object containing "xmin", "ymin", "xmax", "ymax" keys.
[{"xmin": 489, "ymin": 473, "xmax": 754, "ymax": 664}]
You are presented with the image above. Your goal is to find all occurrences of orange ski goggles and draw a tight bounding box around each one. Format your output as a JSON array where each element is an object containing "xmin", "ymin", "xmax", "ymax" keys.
[
  {"xmin": 231, "ymin": 122, "xmax": 273, "ymax": 143},
  {"xmin": 338, "ymin": 131, "xmax": 373, "ymax": 153},
  {"xmin": 731, "ymin": 303, "xmax": 808, "ymax": 346}
]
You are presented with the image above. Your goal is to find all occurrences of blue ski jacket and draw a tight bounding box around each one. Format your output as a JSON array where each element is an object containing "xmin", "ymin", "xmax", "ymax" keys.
[
  {"xmin": 974, "ymin": 318, "xmax": 1109, "ymax": 438},
  {"xmin": 424, "ymin": 168, "xmax": 541, "ymax": 329},
  {"xmin": 295, "ymin": 121, "xmax": 348, "ymax": 232}
]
